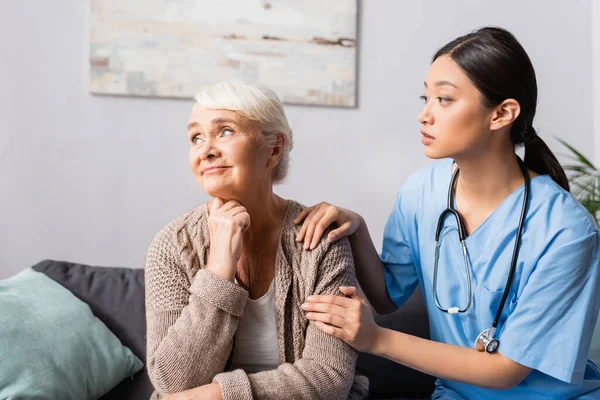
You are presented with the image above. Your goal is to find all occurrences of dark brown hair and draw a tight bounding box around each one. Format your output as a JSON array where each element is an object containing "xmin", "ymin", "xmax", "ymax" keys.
[{"xmin": 434, "ymin": 27, "xmax": 569, "ymax": 191}]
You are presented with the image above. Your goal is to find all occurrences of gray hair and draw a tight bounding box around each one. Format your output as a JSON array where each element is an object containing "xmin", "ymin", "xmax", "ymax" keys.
[{"xmin": 194, "ymin": 81, "xmax": 293, "ymax": 184}]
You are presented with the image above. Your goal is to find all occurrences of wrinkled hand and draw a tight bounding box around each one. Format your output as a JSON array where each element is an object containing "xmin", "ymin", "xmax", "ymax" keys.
[
  {"xmin": 293, "ymin": 202, "xmax": 362, "ymax": 250},
  {"xmin": 301, "ymin": 286, "xmax": 381, "ymax": 353},
  {"xmin": 206, "ymin": 198, "xmax": 251, "ymax": 281},
  {"xmin": 162, "ymin": 382, "xmax": 223, "ymax": 400}
]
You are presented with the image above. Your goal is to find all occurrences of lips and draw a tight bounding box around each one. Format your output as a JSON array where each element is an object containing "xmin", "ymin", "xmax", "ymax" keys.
[
  {"xmin": 420, "ymin": 129, "xmax": 435, "ymax": 139},
  {"xmin": 201, "ymin": 165, "xmax": 231, "ymax": 175}
]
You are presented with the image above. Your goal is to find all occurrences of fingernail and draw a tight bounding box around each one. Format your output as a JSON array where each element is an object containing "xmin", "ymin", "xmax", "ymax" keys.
[
  {"xmin": 301, "ymin": 303, "xmax": 308, "ymax": 309},
  {"xmin": 329, "ymin": 234, "xmax": 336, "ymax": 242},
  {"xmin": 307, "ymin": 296, "xmax": 315, "ymax": 301}
]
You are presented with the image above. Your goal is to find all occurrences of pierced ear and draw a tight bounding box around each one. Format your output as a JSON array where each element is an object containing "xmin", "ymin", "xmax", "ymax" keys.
[
  {"xmin": 266, "ymin": 134, "xmax": 285, "ymax": 168},
  {"xmin": 490, "ymin": 99, "xmax": 521, "ymax": 131}
]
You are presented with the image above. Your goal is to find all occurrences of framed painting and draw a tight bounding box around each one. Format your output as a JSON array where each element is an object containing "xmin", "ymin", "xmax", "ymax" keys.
[{"xmin": 90, "ymin": 0, "xmax": 358, "ymax": 107}]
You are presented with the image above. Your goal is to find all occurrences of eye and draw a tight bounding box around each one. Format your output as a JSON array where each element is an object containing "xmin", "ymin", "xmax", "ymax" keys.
[
  {"xmin": 419, "ymin": 95, "xmax": 429, "ymax": 104},
  {"xmin": 219, "ymin": 128, "xmax": 234, "ymax": 138},
  {"xmin": 437, "ymin": 97, "xmax": 453, "ymax": 105},
  {"xmin": 191, "ymin": 134, "xmax": 204, "ymax": 145}
]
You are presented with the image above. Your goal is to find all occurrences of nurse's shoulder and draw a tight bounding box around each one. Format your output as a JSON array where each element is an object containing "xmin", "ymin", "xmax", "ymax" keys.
[
  {"xmin": 393, "ymin": 159, "xmax": 453, "ymax": 218},
  {"xmin": 529, "ymin": 174, "xmax": 599, "ymax": 248}
]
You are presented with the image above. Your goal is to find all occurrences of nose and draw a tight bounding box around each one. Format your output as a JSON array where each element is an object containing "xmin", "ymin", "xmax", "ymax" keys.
[
  {"xmin": 197, "ymin": 136, "xmax": 221, "ymax": 161},
  {"xmin": 418, "ymin": 102, "xmax": 433, "ymax": 125}
]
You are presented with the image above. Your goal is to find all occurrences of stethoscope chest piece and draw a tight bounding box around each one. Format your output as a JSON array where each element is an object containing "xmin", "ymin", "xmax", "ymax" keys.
[{"xmin": 476, "ymin": 328, "xmax": 499, "ymax": 353}]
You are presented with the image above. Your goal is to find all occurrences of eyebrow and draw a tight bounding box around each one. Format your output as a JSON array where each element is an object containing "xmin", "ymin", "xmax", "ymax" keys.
[
  {"xmin": 187, "ymin": 117, "xmax": 238, "ymax": 131},
  {"xmin": 423, "ymin": 80, "xmax": 459, "ymax": 89}
]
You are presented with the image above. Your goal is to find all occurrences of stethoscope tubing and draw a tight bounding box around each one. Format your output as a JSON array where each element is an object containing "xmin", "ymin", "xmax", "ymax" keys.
[
  {"xmin": 433, "ymin": 156, "xmax": 530, "ymax": 324},
  {"xmin": 491, "ymin": 158, "xmax": 530, "ymax": 328}
]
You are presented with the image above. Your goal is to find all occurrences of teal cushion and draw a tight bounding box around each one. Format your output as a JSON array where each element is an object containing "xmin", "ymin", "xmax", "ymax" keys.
[{"xmin": 0, "ymin": 268, "xmax": 143, "ymax": 400}]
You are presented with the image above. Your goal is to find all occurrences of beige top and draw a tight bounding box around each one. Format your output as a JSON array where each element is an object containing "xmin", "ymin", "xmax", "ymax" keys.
[
  {"xmin": 230, "ymin": 279, "xmax": 280, "ymax": 373},
  {"xmin": 145, "ymin": 200, "xmax": 369, "ymax": 400}
]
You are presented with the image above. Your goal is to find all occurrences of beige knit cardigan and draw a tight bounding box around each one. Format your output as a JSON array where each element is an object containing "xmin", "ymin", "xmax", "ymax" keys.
[{"xmin": 145, "ymin": 200, "xmax": 369, "ymax": 399}]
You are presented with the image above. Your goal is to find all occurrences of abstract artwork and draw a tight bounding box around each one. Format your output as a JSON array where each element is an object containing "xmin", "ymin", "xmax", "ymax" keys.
[{"xmin": 90, "ymin": 0, "xmax": 358, "ymax": 107}]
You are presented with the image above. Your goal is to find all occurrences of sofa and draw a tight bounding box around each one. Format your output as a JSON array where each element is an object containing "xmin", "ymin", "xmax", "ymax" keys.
[{"xmin": 31, "ymin": 259, "xmax": 436, "ymax": 400}]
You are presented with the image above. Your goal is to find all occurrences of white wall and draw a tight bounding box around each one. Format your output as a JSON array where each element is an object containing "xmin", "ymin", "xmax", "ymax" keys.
[{"xmin": 0, "ymin": 0, "xmax": 594, "ymax": 278}]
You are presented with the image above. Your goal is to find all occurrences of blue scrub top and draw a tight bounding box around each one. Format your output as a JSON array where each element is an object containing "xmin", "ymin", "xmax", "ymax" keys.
[{"xmin": 382, "ymin": 159, "xmax": 600, "ymax": 399}]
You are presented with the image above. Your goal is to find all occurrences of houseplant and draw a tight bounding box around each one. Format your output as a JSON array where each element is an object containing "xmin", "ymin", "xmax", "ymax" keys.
[{"xmin": 558, "ymin": 139, "xmax": 600, "ymax": 226}]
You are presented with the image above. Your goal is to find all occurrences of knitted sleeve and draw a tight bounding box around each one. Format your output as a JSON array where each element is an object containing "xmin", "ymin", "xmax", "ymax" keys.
[
  {"xmin": 213, "ymin": 236, "xmax": 362, "ymax": 400},
  {"xmin": 145, "ymin": 223, "xmax": 248, "ymax": 395}
]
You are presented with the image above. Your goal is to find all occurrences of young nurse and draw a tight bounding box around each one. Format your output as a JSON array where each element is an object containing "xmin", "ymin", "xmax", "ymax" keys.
[{"xmin": 296, "ymin": 27, "xmax": 600, "ymax": 399}]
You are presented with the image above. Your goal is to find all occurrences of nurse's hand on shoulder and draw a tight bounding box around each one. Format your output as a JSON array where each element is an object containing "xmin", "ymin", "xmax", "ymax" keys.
[
  {"xmin": 206, "ymin": 197, "xmax": 251, "ymax": 281},
  {"xmin": 302, "ymin": 286, "xmax": 380, "ymax": 353},
  {"xmin": 293, "ymin": 202, "xmax": 362, "ymax": 250}
]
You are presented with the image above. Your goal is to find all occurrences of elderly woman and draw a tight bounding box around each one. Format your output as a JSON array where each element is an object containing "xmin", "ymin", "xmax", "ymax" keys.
[{"xmin": 145, "ymin": 81, "xmax": 368, "ymax": 400}]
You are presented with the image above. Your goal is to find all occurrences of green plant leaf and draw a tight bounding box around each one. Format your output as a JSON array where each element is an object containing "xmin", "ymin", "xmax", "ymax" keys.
[
  {"xmin": 556, "ymin": 138, "xmax": 597, "ymax": 169},
  {"xmin": 557, "ymin": 139, "xmax": 600, "ymax": 226}
]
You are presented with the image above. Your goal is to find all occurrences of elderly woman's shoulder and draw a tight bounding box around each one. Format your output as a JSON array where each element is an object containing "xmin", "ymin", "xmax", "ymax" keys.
[
  {"xmin": 284, "ymin": 201, "xmax": 352, "ymax": 259},
  {"xmin": 149, "ymin": 203, "xmax": 210, "ymax": 251}
]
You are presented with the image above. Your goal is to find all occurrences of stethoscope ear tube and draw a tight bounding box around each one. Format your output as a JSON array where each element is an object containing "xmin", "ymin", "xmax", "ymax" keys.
[{"xmin": 490, "ymin": 157, "xmax": 530, "ymax": 332}]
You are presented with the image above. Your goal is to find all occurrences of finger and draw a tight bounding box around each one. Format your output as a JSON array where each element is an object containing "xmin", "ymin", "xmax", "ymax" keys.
[
  {"xmin": 217, "ymin": 200, "xmax": 240, "ymax": 213},
  {"xmin": 305, "ymin": 294, "xmax": 354, "ymax": 308},
  {"xmin": 296, "ymin": 209, "xmax": 317, "ymax": 242},
  {"xmin": 328, "ymin": 221, "xmax": 352, "ymax": 242},
  {"xmin": 223, "ymin": 199, "xmax": 241, "ymax": 207},
  {"xmin": 297, "ymin": 207, "xmax": 323, "ymax": 244},
  {"xmin": 309, "ymin": 222, "xmax": 328, "ymax": 250},
  {"xmin": 233, "ymin": 212, "xmax": 251, "ymax": 231},
  {"xmin": 305, "ymin": 311, "xmax": 347, "ymax": 328},
  {"xmin": 210, "ymin": 197, "xmax": 224, "ymax": 214},
  {"xmin": 293, "ymin": 207, "xmax": 314, "ymax": 225},
  {"xmin": 228, "ymin": 205, "xmax": 248, "ymax": 217},
  {"xmin": 302, "ymin": 302, "xmax": 348, "ymax": 318},
  {"xmin": 310, "ymin": 207, "xmax": 340, "ymax": 249},
  {"xmin": 312, "ymin": 321, "xmax": 347, "ymax": 341},
  {"xmin": 303, "ymin": 209, "xmax": 328, "ymax": 250},
  {"xmin": 339, "ymin": 286, "xmax": 367, "ymax": 304},
  {"xmin": 338, "ymin": 286, "xmax": 357, "ymax": 297}
]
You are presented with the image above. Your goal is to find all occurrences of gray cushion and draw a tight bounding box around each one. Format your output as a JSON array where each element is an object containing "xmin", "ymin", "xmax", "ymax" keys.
[{"xmin": 32, "ymin": 260, "xmax": 153, "ymax": 400}]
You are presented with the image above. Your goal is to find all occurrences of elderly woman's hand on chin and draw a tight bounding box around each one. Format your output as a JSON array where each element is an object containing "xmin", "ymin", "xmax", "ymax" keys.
[
  {"xmin": 205, "ymin": 197, "xmax": 250, "ymax": 282},
  {"xmin": 162, "ymin": 382, "xmax": 223, "ymax": 400}
]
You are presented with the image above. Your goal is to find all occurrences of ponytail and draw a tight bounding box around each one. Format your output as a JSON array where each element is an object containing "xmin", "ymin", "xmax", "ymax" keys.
[{"xmin": 522, "ymin": 127, "xmax": 570, "ymax": 192}]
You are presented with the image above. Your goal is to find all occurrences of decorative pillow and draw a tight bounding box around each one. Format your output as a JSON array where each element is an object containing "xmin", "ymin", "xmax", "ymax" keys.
[
  {"xmin": 31, "ymin": 260, "xmax": 147, "ymax": 363},
  {"xmin": 32, "ymin": 259, "xmax": 153, "ymax": 400},
  {"xmin": 0, "ymin": 268, "xmax": 144, "ymax": 400}
]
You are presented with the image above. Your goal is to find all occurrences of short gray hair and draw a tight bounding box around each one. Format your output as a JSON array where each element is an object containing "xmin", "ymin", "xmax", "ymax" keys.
[{"xmin": 194, "ymin": 81, "xmax": 293, "ymax": 184}]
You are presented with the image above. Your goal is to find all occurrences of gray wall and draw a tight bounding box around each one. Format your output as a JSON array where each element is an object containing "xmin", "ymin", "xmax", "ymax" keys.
[{"xmin": 0, "ymin": 0, "xmax": 594, "ymax": 278}]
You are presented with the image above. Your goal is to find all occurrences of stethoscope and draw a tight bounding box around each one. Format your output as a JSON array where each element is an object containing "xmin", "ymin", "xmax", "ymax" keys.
[{"xmin": 432, "ymin": 156, "xmax": 530, "ymax": 353}]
